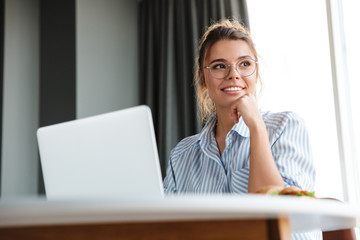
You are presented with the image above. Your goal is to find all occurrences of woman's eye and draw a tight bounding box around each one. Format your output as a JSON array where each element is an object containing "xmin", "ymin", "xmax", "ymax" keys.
[
  {"xmin": 212, "ymin": 64, "xmax": 226, "ymax": 70},
  {"xmin": 239, "ymin": 61, "xmax": 251, "ymax": 67}
]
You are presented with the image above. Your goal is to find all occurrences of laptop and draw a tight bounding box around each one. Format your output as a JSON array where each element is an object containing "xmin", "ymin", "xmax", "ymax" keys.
[{"xmin": 37, "ymin": 105, "xmax": 164, "ymax": 200}]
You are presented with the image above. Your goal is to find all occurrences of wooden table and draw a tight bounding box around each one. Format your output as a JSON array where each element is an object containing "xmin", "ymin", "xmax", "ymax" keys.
[{"xmin": 0, "ymin": 195, "xmax": 359, "ymax": 240}]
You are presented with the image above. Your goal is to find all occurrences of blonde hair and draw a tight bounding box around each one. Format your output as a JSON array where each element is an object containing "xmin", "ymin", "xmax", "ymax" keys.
[{"xmin": 194, "ymin": 19, "xmax": 261, "ymax": 123}]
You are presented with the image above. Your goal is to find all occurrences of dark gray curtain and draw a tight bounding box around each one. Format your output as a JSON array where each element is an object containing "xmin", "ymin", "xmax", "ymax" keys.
[
  {"xmin": 38, "ymin": 0, "xmax": 76, "ymax": 194},
  {"xmin": 138, "ymin": 0, "xmax": 249, "ymax": 177}
]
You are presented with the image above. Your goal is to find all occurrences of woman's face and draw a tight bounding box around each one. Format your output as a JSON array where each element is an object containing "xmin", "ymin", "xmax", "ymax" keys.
[{"xmin": 202, "ymin": 39, "xmax": 257, "ymax": 112}]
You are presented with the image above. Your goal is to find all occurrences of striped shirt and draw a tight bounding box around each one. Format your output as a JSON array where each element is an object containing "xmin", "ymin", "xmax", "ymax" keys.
[{"xmin": 164, "ymin": 110, "xmax": 321, "ymax": 240}]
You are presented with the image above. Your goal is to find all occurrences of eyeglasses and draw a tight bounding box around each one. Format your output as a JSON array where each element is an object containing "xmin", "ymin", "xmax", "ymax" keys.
[{"xmin": 204, "ymin": 57, "xmax": 257, "ymax": 79}]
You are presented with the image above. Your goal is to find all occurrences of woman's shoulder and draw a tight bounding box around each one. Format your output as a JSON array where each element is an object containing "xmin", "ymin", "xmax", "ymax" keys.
[
  {"xmin": 170, "ymin": 133, "xmax": 201, "ymax": 159},
  {"xmin": 260, "ymin": 110, "xmax": 306, "ymax": 136},
  {"xmin": 261, "ymin": 110, "xmax": 305, "ymax": 126}
]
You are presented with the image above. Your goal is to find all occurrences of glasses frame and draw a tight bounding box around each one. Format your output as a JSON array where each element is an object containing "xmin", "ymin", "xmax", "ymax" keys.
[{"xmin": 204, "ymin": 57, "xmax": 258, "ymax": 79}]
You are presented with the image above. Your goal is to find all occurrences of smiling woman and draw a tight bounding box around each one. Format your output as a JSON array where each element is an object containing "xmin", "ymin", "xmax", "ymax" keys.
[{"xmin": 163, "ymin": 19, "xmax": 321, "ymax": 240}]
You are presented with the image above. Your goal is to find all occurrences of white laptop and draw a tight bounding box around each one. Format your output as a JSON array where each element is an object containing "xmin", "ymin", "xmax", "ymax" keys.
[{"xmin": 37, "ymin": 105, "xmax": 164, "ymax": 200}]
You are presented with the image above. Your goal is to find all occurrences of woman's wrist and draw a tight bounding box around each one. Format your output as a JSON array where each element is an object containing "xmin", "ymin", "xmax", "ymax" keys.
[{"xmin": 247, "ymin": 114, "xmax": 266, "ymax": 133}]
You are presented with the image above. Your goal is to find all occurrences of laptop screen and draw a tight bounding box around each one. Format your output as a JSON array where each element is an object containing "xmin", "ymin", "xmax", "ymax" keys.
[{"xmin": 37, "ymin": 105, "xmax": 164, "ymax": 200}]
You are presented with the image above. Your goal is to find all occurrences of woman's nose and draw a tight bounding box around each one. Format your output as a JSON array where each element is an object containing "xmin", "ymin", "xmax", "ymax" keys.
[{"xmin": 227, "ymin": 64, "xmax": 240, "ymax": 80}]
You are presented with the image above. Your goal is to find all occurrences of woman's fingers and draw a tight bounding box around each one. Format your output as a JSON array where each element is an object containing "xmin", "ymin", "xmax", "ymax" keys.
[
  {"xmin": 231, "ymin": 93, "xmax": 260, "ymax": 127},
  {"xmin": 232, "ymin": 108, "xmax": 239, "ymax": 123}
]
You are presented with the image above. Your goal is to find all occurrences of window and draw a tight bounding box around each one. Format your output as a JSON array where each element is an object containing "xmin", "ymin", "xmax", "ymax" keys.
[
  {"xmin": 330, "ymin": 0, "xmax": 360, "ymax": 204},
  {"xmin": 248, "ymin": 0, "xmax": 344, "ymax": 200}
]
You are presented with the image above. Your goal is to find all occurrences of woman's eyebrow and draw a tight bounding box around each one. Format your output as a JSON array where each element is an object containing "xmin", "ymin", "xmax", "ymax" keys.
[
  {"xmin": 237, "ymin": 55, "xmax": 253, "ymax": 60},
  {"xmin": 209, "ymin": 58, "xmax": 226, "ymax": 64},
  {"xmin": 209, "ymin": 55, "xmax": 253, "ymax": 64}
]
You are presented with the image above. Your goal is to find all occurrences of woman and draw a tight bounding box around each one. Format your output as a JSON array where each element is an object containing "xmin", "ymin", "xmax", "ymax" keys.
[{"xmin": 163, "ymin": 19, "xmax": 320, "ymax": 239}]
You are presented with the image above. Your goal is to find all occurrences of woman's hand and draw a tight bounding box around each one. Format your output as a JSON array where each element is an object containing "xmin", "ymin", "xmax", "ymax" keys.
[{"xmin": 230, "ymin": 93, "xmax": 262, "ymax": 130}]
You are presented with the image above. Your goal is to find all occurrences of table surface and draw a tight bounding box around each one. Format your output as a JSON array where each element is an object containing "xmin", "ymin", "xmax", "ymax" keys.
[{"xmin": 0, "ymin": 194, "xmax": 359, "ymax": 233}]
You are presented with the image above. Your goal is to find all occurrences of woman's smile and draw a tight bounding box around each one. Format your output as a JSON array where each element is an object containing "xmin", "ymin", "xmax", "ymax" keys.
[{"xmin": 221, "ymin": 85, "xmax": 245, "ymax": 94}]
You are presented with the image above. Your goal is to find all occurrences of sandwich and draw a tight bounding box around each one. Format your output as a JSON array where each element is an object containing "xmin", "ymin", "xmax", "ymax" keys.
[{"xmin": 256, "ymin": 185, "xmax": 316, "ymax": 198}]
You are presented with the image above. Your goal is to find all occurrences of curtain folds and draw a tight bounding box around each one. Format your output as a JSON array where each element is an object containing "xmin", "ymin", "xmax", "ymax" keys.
[{"xmin": 139, "ymin": 0, "xmax": 249, "ymax": 177}]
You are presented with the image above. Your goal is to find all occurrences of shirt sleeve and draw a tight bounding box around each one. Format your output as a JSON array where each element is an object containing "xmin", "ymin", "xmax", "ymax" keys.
[
  {"xmin": 163, "ymin": 151, "xmax": 178, "ymax": 194},
  {"xmin": 270, "ymin": 112, "xmax": 316, "ymax": 191}
]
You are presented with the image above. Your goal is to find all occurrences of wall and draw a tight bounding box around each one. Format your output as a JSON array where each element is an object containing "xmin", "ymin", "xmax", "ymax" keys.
[
  {"xmin": 0, "ymin": 0, "xmax": 139, "ymax": 196},
  {"xmin": 1, "ymin": 0, "xmax": 40, "ymax": 196},
  {"xmin": 76, "ymin": 0, "xmax": 139, "ymax": 118}
]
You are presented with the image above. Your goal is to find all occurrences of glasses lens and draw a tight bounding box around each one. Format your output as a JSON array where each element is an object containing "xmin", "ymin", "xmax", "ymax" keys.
[
  {"xmin": 208, "ymin": 63, "xmax": 229, "ymax": 79},
  {"xmin": 236, "ymin": 58, "xmax": 256, "ymax": 77}
]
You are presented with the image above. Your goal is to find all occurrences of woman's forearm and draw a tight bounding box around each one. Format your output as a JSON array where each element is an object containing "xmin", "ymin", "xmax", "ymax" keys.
[{"xmin": 247, "ymin": 120, "xmax": 284, "ymax": 193}]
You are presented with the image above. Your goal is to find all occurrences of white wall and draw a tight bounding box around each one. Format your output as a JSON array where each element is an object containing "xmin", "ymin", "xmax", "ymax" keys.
[
  {"xmin": 1, "ymin": 0, "xmax": 139, "ymax": 196},
  {"xmin": 76, "ymin": 0, "xmax": 139, "ymax": 118},
  {"xmin": 1, "ymin": 0, "xmax": 40, "ymax": 196}
]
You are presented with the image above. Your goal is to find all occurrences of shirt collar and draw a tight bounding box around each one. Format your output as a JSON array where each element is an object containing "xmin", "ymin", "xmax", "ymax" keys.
[
  {"xmin": 231, "ymin": 116, "xmax": 250, "ymax": 138},
  {"xmin": 198, "ymin": 113, "xmax": 217, "ymax": 148},
  {"xmin": 198, "ymin": 112, "xmax": 250, "ymax": 146}
]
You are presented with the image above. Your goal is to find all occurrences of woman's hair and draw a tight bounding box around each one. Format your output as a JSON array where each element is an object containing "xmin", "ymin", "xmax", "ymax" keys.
[{"xmin": 194, "ymin": 18, "xmax": 260, "ymax": 123}]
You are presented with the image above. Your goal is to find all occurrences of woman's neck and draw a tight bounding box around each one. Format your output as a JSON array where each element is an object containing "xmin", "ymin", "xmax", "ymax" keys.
[
  {"xmin": 215, "ymin": 109, "xmax": 237, "ymax": 138},
  {"xmin": 214, "ymin": 110, "xmax": 236, "ymax": 155}
]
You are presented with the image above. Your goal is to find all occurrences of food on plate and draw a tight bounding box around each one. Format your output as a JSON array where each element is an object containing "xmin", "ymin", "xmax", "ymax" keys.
[{"xmin": 256, "ymin": 185, "xmax": 316, "ymax": 198}]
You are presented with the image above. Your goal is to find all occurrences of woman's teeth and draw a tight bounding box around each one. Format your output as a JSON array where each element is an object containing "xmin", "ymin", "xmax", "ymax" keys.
[{"xmin": 223, "ymin": 87, "xmax": 243, "ymax": 91}]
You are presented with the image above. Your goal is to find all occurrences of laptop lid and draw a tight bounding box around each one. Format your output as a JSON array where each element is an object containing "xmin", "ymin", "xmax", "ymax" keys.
[{"xmin": 37, "ymin": 105, "xmax": 164, "ymax": 200}]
